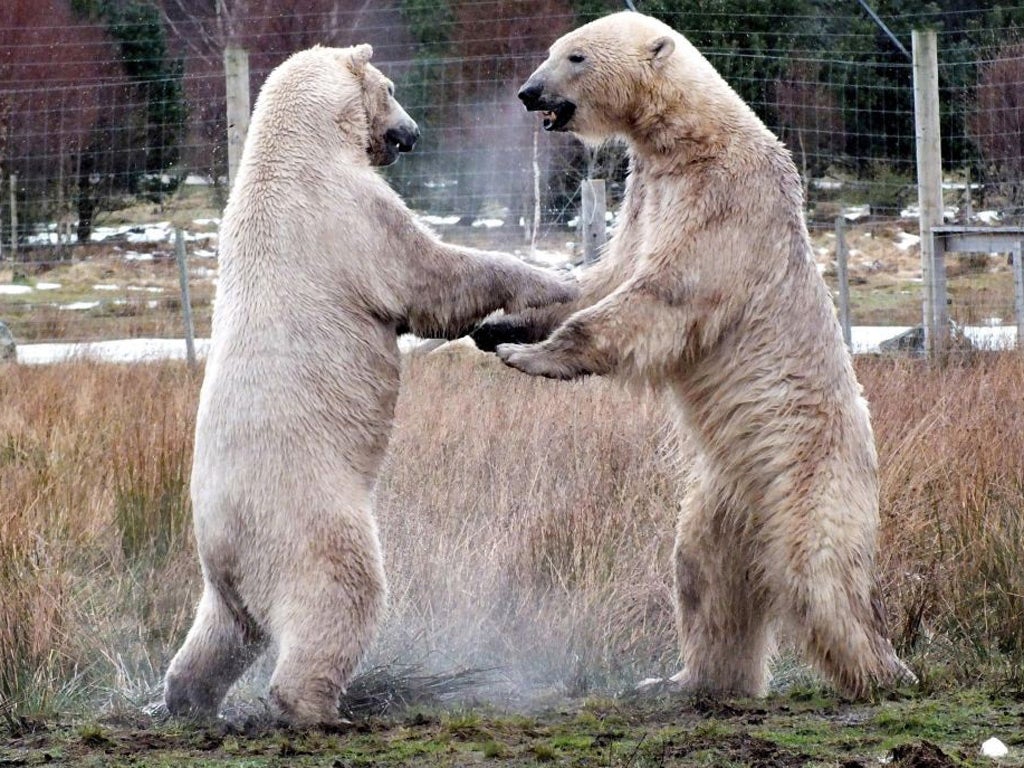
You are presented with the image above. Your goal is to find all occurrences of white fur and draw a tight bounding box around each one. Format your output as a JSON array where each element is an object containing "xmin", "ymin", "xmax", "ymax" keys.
[{"xmin": 164, "ymin": 45, "xmax": 576, "ymax": 726}]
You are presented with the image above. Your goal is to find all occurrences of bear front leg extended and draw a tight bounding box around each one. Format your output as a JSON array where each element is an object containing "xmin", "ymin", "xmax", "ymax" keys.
[
  {"xmin": 403, "ymin": 246, "xmax": 578, "ymax": 340},
  {"xmin": 496, "ymin": 275, "xmax": 698, "ymax": 382}
]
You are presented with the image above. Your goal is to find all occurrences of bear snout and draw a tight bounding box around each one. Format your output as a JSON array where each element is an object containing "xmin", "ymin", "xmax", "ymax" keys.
[
  {"xmin": 385, "ymin": 122, "xmax": 419, "ymax": 153},
  {"xmin": 518, "ymin": 78, "xmax": 576, "ymax": 132},
  {"xmin": 517, "ymin": 80, "xmax": 545, "ymax": 110}
]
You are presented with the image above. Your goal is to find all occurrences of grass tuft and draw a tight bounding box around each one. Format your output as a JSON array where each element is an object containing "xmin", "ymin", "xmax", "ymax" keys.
[{"xmin": 1, "ymin": 349, "xmax": 1023, "ymax": 722}]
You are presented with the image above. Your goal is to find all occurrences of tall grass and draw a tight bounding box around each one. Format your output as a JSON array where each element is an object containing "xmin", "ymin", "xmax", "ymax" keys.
[{"xmin": 1, "ymin": 350, "xmax": 1022, "ymax": 720}]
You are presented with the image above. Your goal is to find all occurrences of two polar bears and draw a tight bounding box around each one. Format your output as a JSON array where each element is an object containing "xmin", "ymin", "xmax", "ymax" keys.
[
  {"xmin": 163, "ymin": 44, "xmax": 576, "ymax": 726},
  {"xmin": 167, "ymin": 11, "xmax": 912, "ymax": 725}
]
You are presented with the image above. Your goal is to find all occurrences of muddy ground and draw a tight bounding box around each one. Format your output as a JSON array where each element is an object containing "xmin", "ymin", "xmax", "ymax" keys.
[{"xmin": 3, "ymin": 687, "xmax": 1022, "ymax": 767}]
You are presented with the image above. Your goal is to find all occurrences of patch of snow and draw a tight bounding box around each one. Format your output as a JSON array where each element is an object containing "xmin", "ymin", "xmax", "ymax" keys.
[
  {"xmin": 813, "ymin": 177, "xmax": 843, "ymax": 190},
  {"xmin": 17, "ymin": 337, "xmax": 211, "ymax": 365},
  {"xmin": 894, "ymin": 232, "xmax": 920, "ymax": 251},
  {"xmin": 842, "ymin": 204, "xmax": 870, "ymax": 221},
  {"xmin": 93, "ymin": 284, "xmax": 120, "ymax": 291},
  {"xmin": 89, "ymin": 226, "xmax": 123, "ymax": 242},
  {"xmin": 471, "ymin": 218, "xmax": 504, "ymax": 229},
  {"xmin": 35, "ymin": 282, "xmax": 61, "ymax": 291},
  {"xmin": 123, "ymin": 252, "xmax": 154, "ymax": 262},
  {"xmin": 127, "ymin": 223, "xmax": 172, "ymax": 244},
  {"xmin": 184, "ymin": 174, "xmax": 212, "ymax": 186},
  {"xmin": 59, "ymin": 301, "xmax": 100, "ymax": 311},
  {"xmin": 899, "ymin": 204, "xmax": 958, "ymax": 221},
  {"xmin": 192, "ymin": 217, "xmax": 219, "ymax": 226},
  {"xmin": 524, "ymin": 249, "xmax": 571, "ymax": 268},
  {"xmin": 851, "ymin": 325, "xmax": 1017, "ymax": 354},
  {"xmin": 419, "ymin": 214, "xmax": 461, "ymax": 226},
  {"xmin": 976, "ymin": 210, "xmax": 1001, "ymax": 225},
  {"xmin": 126, "ymin": 286, "xmax": 164, "ymax": 294},
  {"xmin": 192, "ymin": 248, "xmax": 217, "ymax": 259},
  {"xmin": 0, "ymin": 284, "xmax": 33, "ymax": 295}
]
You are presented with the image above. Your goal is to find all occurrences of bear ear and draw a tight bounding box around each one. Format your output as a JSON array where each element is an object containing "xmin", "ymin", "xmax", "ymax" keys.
[
  {"xmin": 649, "ymin": 35, "xmax": 675, "ymax": 66},
  {"xmin": 348, "ymin": 43, "xmax": 374, "ymax": 75}
]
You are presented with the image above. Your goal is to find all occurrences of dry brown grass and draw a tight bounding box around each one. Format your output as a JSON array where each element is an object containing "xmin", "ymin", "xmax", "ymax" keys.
[{"xmin": 1, "ymin": 349, "xmax": 1023, "ymax": 719}]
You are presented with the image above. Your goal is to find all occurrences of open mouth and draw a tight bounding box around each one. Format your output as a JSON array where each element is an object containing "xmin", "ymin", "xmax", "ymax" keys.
[
  {"xmin": 532, "ymin": 100, "xmax": 576, "ymax": 132},
  {"xmin": 385, "ymin": 125, "xmax": 418, "ymax": 154}
]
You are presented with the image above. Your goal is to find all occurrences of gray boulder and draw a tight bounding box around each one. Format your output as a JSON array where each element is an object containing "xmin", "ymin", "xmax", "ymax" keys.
[{"xmin": 0, "ymin": 320, "xmax": 16, "ymax": 362}]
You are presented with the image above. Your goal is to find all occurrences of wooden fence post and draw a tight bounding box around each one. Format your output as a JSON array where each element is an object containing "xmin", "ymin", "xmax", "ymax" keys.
[
  {"xmin": 580, "ymin": 178, "xmax": 606, "ymax": 265},
  {"xmin": 912, "ymin": 29, "xmax": 947, "ymax": 356},
  {"xmin": 835, "ymin": 217, "xmax": 852, "ymax": 350},
  {"xmin": 175, "ymin": 228, "xmax": 197, "ymax": 372},
  {"xmin": 9, "ymin": 173, "xmax": 17, "ymax": 260},
  {"xmin": 1013, "ymin": 240, "xmax": 1024, "ymax": 351},
  {"xmin": 224, "ymin": 47, "xmax": 250, "ymax": 192}
]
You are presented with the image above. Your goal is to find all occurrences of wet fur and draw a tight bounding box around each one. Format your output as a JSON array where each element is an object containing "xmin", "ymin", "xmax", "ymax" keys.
[
  {"xmin": 488, "ymin": 12, "xmax": 913, "ymax": 698},
  {"xmin": 163, "ymin": 44, "xmax": 576, "ymax": 727}
]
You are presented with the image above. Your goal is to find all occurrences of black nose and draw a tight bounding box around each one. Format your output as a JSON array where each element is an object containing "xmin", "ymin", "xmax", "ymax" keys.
[
  {"xmin": 518, "ymin": 81, "xmax": 543, "ymax": 110},
  {"xmin": 386, "ymin": 123, "xmax": 419, "ymax": 152}
]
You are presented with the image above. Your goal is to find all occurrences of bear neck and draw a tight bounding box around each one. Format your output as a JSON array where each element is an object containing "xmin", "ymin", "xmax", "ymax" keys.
[
  {"xmin": 626, "ymin": 83, "xmax": 779, "ymax": 174},
  {"xmin": 243, "ymin": 108, "xmax": 369, "ymax": 183}
]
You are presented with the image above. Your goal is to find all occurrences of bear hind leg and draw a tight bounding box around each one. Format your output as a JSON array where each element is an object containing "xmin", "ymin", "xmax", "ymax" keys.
[
  {"xmin": 267, "ymin": 523, "xmax": 386, "ymax": 727},
  {"xmin": 782, "ymin": 564, "xmax": 915, "ymax": 698},
  {"xmin": 164, "ymin": 580, "xmax": 265, "ymax": 718},
  {"xmin": 671, "ymin": 486, "xmax": 776, "ymax": 697}
]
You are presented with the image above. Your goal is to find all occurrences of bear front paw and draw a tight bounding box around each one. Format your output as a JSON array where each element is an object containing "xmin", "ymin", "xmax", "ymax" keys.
[
  {"xmin": 496, "ymin": 342, "xmax": 586, "ymax": 380},
  {"xmin": 470, "ymin": 318, "xmax": 540, "ymax": 352}
]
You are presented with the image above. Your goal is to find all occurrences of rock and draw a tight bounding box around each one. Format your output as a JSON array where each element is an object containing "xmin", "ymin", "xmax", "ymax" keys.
[
  {"xmin": 0, "ymin": 320, "xmax": 16, "ymax": 362},
  {"xmin": 981, "ymin": 737, "xmax": 1008, "ymax": 758}
]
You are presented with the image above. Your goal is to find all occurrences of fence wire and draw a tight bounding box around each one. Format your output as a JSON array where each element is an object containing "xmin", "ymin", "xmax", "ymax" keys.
[{"xmin": 1, "ymin": 1, "xmax": 1023, "ymax": 343}]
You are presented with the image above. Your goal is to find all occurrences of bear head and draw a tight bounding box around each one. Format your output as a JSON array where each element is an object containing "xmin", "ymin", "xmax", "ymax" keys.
[
  {"xmin": 261, "ymin": 44, "xmax": 420, "ymax": 167},
  {"xmin": 516, "ymin": 12, "xmax": 681, "ymax": 144},
  {"xmin": 346, "ymin": 44, "xmax": 420, "ymax": 166}
]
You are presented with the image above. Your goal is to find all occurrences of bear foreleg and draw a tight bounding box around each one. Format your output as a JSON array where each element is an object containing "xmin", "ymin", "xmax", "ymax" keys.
[
  {"xmin": 403, "ymin": 246, "xmax": 577, "ymax": 340},
  {"xmin": 496, "ymin": 274, "xmax": 697, "ymax": 382}
]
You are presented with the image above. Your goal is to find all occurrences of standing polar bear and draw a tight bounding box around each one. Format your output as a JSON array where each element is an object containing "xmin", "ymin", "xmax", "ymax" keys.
[
  {"xmin": 476, "ymin": 12, "xmax": 913, "ymax": 698},
  {"xmin": 164, "ymin": 44, "xmax": 576, "ymax": 727}
]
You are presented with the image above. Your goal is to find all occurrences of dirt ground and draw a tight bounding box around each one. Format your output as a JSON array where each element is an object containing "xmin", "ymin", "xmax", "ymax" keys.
[{"xmin": 3, "ymin": 687, "xmax": 1022, "ymax": 767}]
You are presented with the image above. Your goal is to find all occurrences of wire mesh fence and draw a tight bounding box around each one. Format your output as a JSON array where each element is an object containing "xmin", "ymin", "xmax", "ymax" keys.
[{"xmin": 1, "ymin": 1, "xmax": 1022, "ymax": 344}]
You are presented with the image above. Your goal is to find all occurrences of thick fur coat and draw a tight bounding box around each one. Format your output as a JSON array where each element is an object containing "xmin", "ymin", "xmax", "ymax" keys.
[
  {"xmin": 164, "ymin": 44, "xmax": 576, "ymax": 726},
  {"xmin": 478, "ymin": 12, "xmax": 913, "ymax": 697}
]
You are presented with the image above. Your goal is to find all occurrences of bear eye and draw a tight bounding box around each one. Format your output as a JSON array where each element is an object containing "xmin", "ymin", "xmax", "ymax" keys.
[
  {"xmin": 568, "ymin": 52, "xmax": 586, "ymax": 64},
  {"xmin": 386, "ymin": 83, "xmax": 395, "ymax": 97}
]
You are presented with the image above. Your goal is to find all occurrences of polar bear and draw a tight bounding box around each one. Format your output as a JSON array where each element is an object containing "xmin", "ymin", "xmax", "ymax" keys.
[
  {"xmin": 475, "ymin": 12, "xmax": 914, "ymax": 698},
  {"xmin": 163, "ymin": 44, "xmax": 576, "ymax": 727}
]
